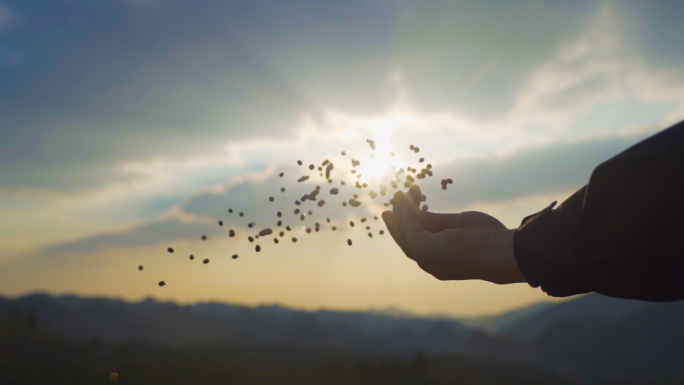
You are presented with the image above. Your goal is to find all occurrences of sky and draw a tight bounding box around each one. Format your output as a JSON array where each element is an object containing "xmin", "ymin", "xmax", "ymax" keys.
[{"xmin": 1, "ymin": 0, "xmax": 683, "ymax": 317}]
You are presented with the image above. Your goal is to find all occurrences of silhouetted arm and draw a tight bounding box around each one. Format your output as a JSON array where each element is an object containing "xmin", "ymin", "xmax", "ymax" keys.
[{"xmin": 515, "ymin": 120, "xmax": 684, "ymax": 301}]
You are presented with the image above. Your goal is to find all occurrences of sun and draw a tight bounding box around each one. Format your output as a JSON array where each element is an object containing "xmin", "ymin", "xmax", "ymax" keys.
[{"xmin": 355, "ymin": 146, "xmax": 405, "ymax": 183}]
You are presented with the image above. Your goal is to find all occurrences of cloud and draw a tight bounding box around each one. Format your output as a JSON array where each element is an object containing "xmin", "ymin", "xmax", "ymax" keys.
[{"xmin": 0, "ymin": 4, "xmax": 19, "ymax": 34}]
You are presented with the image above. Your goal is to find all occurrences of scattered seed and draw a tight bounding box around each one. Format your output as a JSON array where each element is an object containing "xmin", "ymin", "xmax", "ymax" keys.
[
  {"xmin": 295, "ymin": 208, "xmax": 300, "ymax": 214},
  {"xmin": 239, "ymin": 211, "xmax": 244, "ymax": 217},
  {"xmin": 201, "ymin": 235, "xmax": 207, "ymax": 240},
  {"xmin": 218, "ymin": 220, "xmax": 223, "ymax": 226},
  {"xmin": 298, "ymin": 176, "xmax": 309, "ymax": 182},
  {"xmin": 248, "ymin": 222, "xmax": 255, "ymax": 228},
  {"xmin": 167, "ymin": 247, "xmax": 174, "ymax": 253},
  {"xmin": 350, "ymin": 221, "xmax": 355, "ymax": 227},
  {"xmin": 347, "ymin": 239, "xmax": 352, "ymax": 246},
  {"xmin": 203, "ymin": 258, "xmax": 209, "ymax": 264},
  {"xmin": 422, "ymin": 205, "xmax": 428, "ymax": 211},
  {"xmin": 255, "ymin": 245, "xmax": 261, "ymax": 252},
  {"xmin": 419, "ymin": 158, "xmax": 424, "ymax": 163},
  {"xmin": 158, "ymin": 281, "xmax": 166, "ymax": 287},
  {"xmin": 341, "ymin": 151, "xmax": 346, "ymax": 155},
  {"xmin": 368, "ymin": 233, "xmax": 373, "ymax": 238},
  {"xmin": 281, "ymin": 187, "xmax": 286, "ymax": 192},
  {"xmin": 367, "ymin": 139, "xmax": 377, "ymax": 150},
  {"xmin": 279, "ymin": 231, "xmax": 285, "ymax": 237},
  {"xmin": 300, "ymin": 214, "xmax": 305, "ymax": 221},
  {"xmin": 277, "ymin": 220, "xmax": 283, "ymax": 226},
  {"xmin": 269, "ymin": 197, "xmax": 274, "ymax": 202},
  {"xmin": 228, "ymin": 208, "xmax": 233, "ymax": 213},
  {"xmin": 274, "ymin": 238, "xmax": 279, "ymax": 244},
  {"xmin": 306, "ymin": 228, "xmax": 312, "ymax": 234},
  {"xmin": 369, "ymin": 191, "xmax": 378, "ymax": 199},
  {"xmin": 279, "ymin": 172, "xmax": 284, "ymax": 177},
  {"xmin": 318, "ymin": 200, "xmax": 326, "ymax": 207},
  {"xmin": 232, "ymin": 254, "xmax": 238, "ymax": 259},
  {"xmin": 229, "ymin": 229, "xmax": 235, "ymax": 237},
  {"xmin": 297, "ymin": 160, "xmax": 302, "ymax": 165},
  {"xmin": 348, "ymin": 199, "xmax": 361, "ymax": 207},
  {"xmin": 259, "ymin": 228, "xmax": 273, "ymax": 236},
  {"xmin": 286, "ymin": 225, "xmax": 292, "ymax": 231},
  {"xmin": 379, "ymin": 230, "xmax": 385, "ymax": 235},
  {"xmin": 248, "ymin": 236, "xmax": 254, "ymax": 242},
  {"xmin": 138, "ymin": 265, "xmax": 143, "ymax": 271},
  {"xmin": 361, "ymin": 218, "xmax": 367, "ymax": 223},
  {"xmin": 277, "ymin": 211, "xmax": 282, "ymax": 217},
  {"xmin": 292, "ymin": 237, "xmax": 297, "ymax": 242},
  {"xmin": 332, "ymin": 226, "xmax": 337, "ymax": 231}
]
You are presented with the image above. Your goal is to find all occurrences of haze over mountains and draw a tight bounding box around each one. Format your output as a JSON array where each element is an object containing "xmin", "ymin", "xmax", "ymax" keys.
[{"xmin": 2, "ymin": 292, "xmax": 682, "ymax": 383}]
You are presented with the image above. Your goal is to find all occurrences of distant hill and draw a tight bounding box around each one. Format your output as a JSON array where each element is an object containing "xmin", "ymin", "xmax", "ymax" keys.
[
  {"xmin": 460, "ymin": 301, "xmax": 553, "ymax": 333},
  {"xmin": 0, "ymin": 293, "xmax": 473, "ymax": 357},
  {"xmin": 500, "ymin": 294, "xmax": 649, "ymax": 340}
]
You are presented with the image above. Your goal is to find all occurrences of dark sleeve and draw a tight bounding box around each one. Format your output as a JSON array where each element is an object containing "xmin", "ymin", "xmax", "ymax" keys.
[{"xmin": 514, "ymin": 120, "xmax": 684, "ymax": 302}]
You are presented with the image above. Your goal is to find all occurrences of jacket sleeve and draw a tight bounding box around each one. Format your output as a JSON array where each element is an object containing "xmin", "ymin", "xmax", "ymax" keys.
[{"xmin": 514, "ymin": 120, "xmax": 684, "ymax": 301}]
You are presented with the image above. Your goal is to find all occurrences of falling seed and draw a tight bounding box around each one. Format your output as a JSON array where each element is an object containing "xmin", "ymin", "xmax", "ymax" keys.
[
  {"xmin": 391, "ymin": 181, "xmax": 398, "ymax": 189},
  {"xmin": 248, "ymin": 222, "xmax": 255, "ymax": 228},
  {"xmin": 292, "ymin": 237, "xmax": 297, "ymax": 242},
  {"xmin": 228, "ymin": 208, "xmax": 233, "ymax": 213},
  {"xmin": 203, "ymin": 258, "xmax": 209, "ymax": 264},
  {"xmin": 367, "ymin": 139, "xmax": 377, "ymax": 150},
  {"xmin": 348, "ymin": 199, "xmax": 361, "ymax": 207},
  {"xmin": 279, "ymin": 231, "xmax": 285, "ymax": 237},
  {"xmin": 232, "ymin": 254, "xmax": 238, "ymax": 259},
  {"xmin": 332, "ymin": 226, "xmax": 337, "ymax": 231},
  {"xmin": 369, "ymin": 191, "xmax": 378, "ymax": 199},
  {"xmin": 277, "ymin": 220, "xmax": 283, "ymax": 226},
  {"xmin": 362, "ymin": 183, "xmax": 368, "ymax": 188},
  {"xmin": 298, "ymin": 176, "xmax": 309, "ymax": 182},
  {"xmin": 341, "ymin": 151, "xmax": 346, "ymax": 155},
  {"xmin": 309, "ymin": 164, "xmax": 315, "ymax": 170},
  {"xmin": 420, "ymin": 194, "xmax": 427, "ymax": 202},
  {"xmin": 269, "ymin": 197, "xmax": 274, "ymax": 202},
  {"xmin": 218, "ymin": 220, "xmax": 223, "ymax": 226},
  {"xmin": 295, "ymin": 209, "xmax": 300, "ymax": 214},
  {"xmin": 255, "ymin": 245, "xmax": 261, "ymax": 252},
  {"xmin": 341, "ymin": 181, "xmax": 346, "ymax": 186},
  {"xmin": 342, "ymin": 201, "xmax": 348, "ymax": 207},
  {"xmin": 279, "ymin": 172, "xmax": 284, "ymax": 177},
  {"xmin": 239, "ymin": 212, "xmax": 245, "ymax": 217},
  {"xmin": 347, "ymin": 239, "xmax": 352, "ymax": 246},
  {"xmin": 229, "ymin": 229, "xmax": 235, "ymax": 237},
  {"xmin": 361, "ymin": 218, "xmax": 367, "ymax": 223},
  {"xmin": 368, "ymin": 233, "xmax": 373, "ymax": 238},
  {"xmin": 277, "ymin": 211, "xmax": 282, "ymax": 217},
  {"xmin": 427, "ymin": 164, "xmax": 432, "ymax": 169},
  {"xmin": 350, "ymin": 221, "xmax": 355, "ymax": 227},
  {"xmin": 414, "ymin": 147, "xmax": 420, "ymax": 153},
  {"xmin": 274, "ymin": 238, "xmax": 279, "ymax": 244},
  {"xmin": 159, "ymin": 281, "xmax": 166, "ymax": 287},
  {"xmin": 138, "ymin": 265, "xmax": 143, "ymax": 271},
  {"xmin": 167, "ymin": 247, "xmax": 174, "ymax": 253},
  {"xmin": 259, "ymin": 228, "xmax": 273, "ymax": 237},
  {"xmin": 325, "ymin": 163, "xmax": 333, "ymax": 179},
  {"xmin": 306, "ymin": 228, "xmax": 312, "ymax": 234},
  {"xmin": 410, "ymin": 145, "xmax": 415, "ymax": 150},
  {"xmin": 297, "ymin": 160, "xmax": 302, "ymax": 165},
  {"xmin": 201, "ymin": 235, "xmax": 207, "ymax": 240},
  {"xmin": 308, "ymin": 210, "xmax": 313, "ymax": 215},
  {"xmin": 383, "ymin": 203, "xmax": 390, "ymax": 207},
  {"xmin": 326, "ymin": 218, "xmax": 331, "ymax": 223},
  {"xmin": 419, "ymin": 158, "xmax": 424, "ymax": 163},
  {"xmin": 295, "ymin": 200, "xmax": 301, "ymax": 205},
  {"xmin": 447, "ymin": 179, "xmax": 453, "ymax": 184},
  {"xmin": 281, "ymin": 187, "xmax": 286, "ymax": 192},
  {"xmin": 379, "ymin": 230, "xmax": 385, "ymax": 235},
  {"xmin": 366, "ymin": 226, "xmax": 371, "ymax": 230},
  {"xmin": 318, "ymin": 200, "xmax": 326, "ymax": 207},
  {"xmin": 286, "ymin": 226, "xmax": 292, "ymax": 231},
  {"xmin": 330, "ymin": 188, "xmax": 339, "ymax": 195},
  {"xmin": 255, "ymin": 235, "xmax": 259, "ymax": 239},
  {"xmin": 300, "ymin": 214, "xmax": 305, "ymax": 221},
  {"xmin": 189, "ymin": 255, "xmax": 194, "ymax": 260},
  {"xmin": 422, "ymin": 205, "xmax": 428, "ymax": 211},
  {"xmin": 374, "ymin": 216, "xmax": 378, "ymax": 220}
]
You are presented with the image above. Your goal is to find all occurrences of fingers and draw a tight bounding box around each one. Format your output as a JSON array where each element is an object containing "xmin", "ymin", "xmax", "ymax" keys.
[
  {"xmin": 403, "ymin": 185, "xmax": 432, "ymax": 252},
  {"xmin": 419, "ymin": 211, "xmax": 457, "ymax": 232},
  {"xmin": 392, "ymin": 191, "xmax": 410, "ymax": 252},
  {"xmin": 382, "ymin": 211, "xmax": 413, "ymax": 259}
]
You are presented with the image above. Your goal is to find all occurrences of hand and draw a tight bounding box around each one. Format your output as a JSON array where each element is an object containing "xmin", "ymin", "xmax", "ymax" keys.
[{"xmin": 381, "ymin": 185, "xmax": 526, "ymax": 284}]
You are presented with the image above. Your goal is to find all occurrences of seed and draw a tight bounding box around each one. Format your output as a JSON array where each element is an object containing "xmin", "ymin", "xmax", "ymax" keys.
[
  {"xmin": 279, "ymin": 231, "xmax": 285, "ymax": 237},
  {"xmin": 379, "ymin": 230, "xmax": 385, "ymax": 235},
  {"xmin": 255, "ymin": 245, "xmax": 261, "ymax": 252},
  {"xmin": 390, "ymin": 181, "xmax": 398, "ymax": 189},
  {"xmin": 367, "ymin": 139, "xmax": 376, "ymax": 150},
  {"xmin": 427, "ymin": 164, "xmax": 432, "ymax": 169},
  {"xmin": 341, "ymin": 181, "xmax": 346, "ymax": 185},
  {"xmin": 342, "ymin": 201, "xmax": 348, "ymax": 207},
  {"xmin": 295, "ymin": 208, "xmax": 300, "ymax": 214},
  {"xmin": 318, "ymin": 200, "xmax": 326, "ymax": 207},
  {"xmin": 286, "ymin": 225, "xmax": 292, "ymax": 231},
  {"xmin": 259, "ymin": 228, "xmax": 273, "ymax": 236},
  {"xmin": 348, "ymin": 199, "xmax": 361, "ymax": 207},
  {"xmin": 201, "ymin": 235, "xmax": 207, "ymax": 240},
  {"xmin": 277, "ymin": 211, "xmax": 282, "ymax": 217},
  {"xmin": 368, "ymin": 233, "xmax": 373, "ymax": 238},
  {"xmin": 274, "ymin": 238, "xmax": 279, "ymax": 244},
  {"xmin": 410, "ymin": 145, "xmax": 415, "ymax": 150},
  {"xmin": 447, "ymin": 179, "xmax": 453, "ymax": 184},
  {"xmin": 295, "ymin": 200, "xmax": 301, "ymax": 205},
  {"xmin": 277, "ymin": 220, "xmax": 283, "ymax": 226},
  {"xmin": 347, "ymin": 239, "xmax": 352, "ymax": 246},
  {"xmin": 350, "ymin": 221, "xmax": 355, "ymax": 227},
  {"xmin": 255, "ymin": 235, "xmax": 259, "ymax": 239},
  {"xmin": 292, "ymin": 237, "xmax": 298, "ymax": 242},
  {"xmin": 352, "ymin": 159, "xmax": 360, "ymax": 167},
  {"xmin": 203, "ymin": 258, "xmax": 209, "ymax": 264},
  {"xmin": 218, "ymin": 220, "xmax": 223, "ymax": 226},
  {"xmin": 138, "ymin": 265, "xmax": 143, "ymax": 271},
  {"xmin": 297, "ymin": 160, "xmax": 302, "ymax": 165},
  {"xmin": 414, "ymin": 147, "xmax": 420, "ymax": 153},
  {"xmin": 326, "ymin": 218, "xmax": 331, "ymax": 223},
  {"xmin": 248, "ymin": 222, "xmax": 255, "ymax": 228},
  {"xmin": 300, "ymin": 214, "xmax": 305, "ymax": 221},
  {"xmin": 298, "ymin": 176, "xmax": 309, "ymax": 182},
  {"xmin": 419, "ymin": 158, "xmax": 424, "ymax": 163},
  {"xmin": 167, "ymin": 247, "xmax": 174, "ymax": 253},
  {"xmin": 306, "ymin": 228, "xmax": 312, "ymax": 234},
  {"xmin": 362, "ymin": 183, "xmax": 368, "ymax": 188},
  {"xmin": 158, "ymin": 281, "xmax": 166, "ymax": 287},
  {"xmin": 422, "ymin": 205, "xmax": 428, "ymax": 211},
  {"xmin": 330, "ymin": 188, "xmax": 339, "ymax": 195},
  {"xmin": 269, "ymin": 197, "xmax": 274, "ymax": 202},
  {"xmin": 232, "ymin": 254, "xmax": 238, "ymax": 259},
  {"xmin": 341, "ymin": 151, "xmax": 346, "ymax": 155},
  {"xmin": 228, "ymin": 208, "xmax": 233, "ymax": 213},
  {"xmin": 332, "ymin": 226, "xmax": 337, "ymax": 231},
  {"xmin": 281, "ymin": 187, "xmax": 286, "ymax": 192},
  {"xmin": 229, "ymin": 229, "xmax": 235, "ymax": 237},
  {"xmin": 325, "ymin": 163, "xmax": 333, "ymax": 179},
  {"xmin": 279, "ymin": 172, "xmax": 284, "ymax": 177},
  {"xmin": 239, "ymin": 212, "xmax": 244, "ymax": 217},
  {"xmin": 369, "ymin": 191, "xmax": 378, "ymax": 199},
  {"xmin": 366, "ymin": 226, "xmax": 370, "ymax": 230},
  {"xmin": 308, "ymin": 210, "xmax": 313, "ymax": 215},
  {"xmin": 309, "ymin": 164, "xmax": 315, "ymax": 170},
  {"xmin": 383, "ymin": 203, "xmax": 390, "ymax": 207},
  {"xmin": 248, "ymin": 236, "xmax": 254, "ymax": 242},
  {"xmin": 375, "ymin": 216, "xmax": 378, "ymax": 220},
  {"xmin": 361, "ymin": 218, "xmax": 366, "ymax": 223}
]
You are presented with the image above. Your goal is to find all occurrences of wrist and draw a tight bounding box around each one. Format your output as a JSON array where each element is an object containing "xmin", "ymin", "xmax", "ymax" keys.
[{"xmin": 481, "ymin": 229, "xmax": 526, "ymax": 284}]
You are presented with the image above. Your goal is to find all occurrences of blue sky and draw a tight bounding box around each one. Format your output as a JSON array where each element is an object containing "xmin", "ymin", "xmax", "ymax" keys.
[{"xmin": 1, "ymin": 0, "xmax": 683, "ymax": 316}]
